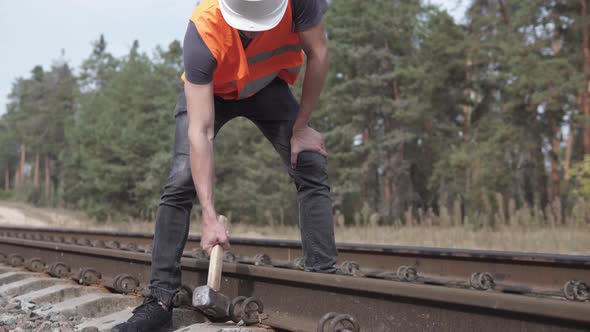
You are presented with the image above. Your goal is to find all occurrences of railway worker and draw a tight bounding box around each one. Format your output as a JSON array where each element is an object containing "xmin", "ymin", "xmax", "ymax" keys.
[{"xmin": 112, "ymin": 0, "xmax": 337, "ymax": 330}]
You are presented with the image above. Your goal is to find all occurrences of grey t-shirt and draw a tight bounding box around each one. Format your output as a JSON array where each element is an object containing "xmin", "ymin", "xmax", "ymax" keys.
[{"xmin": 183, "ymin": 0, "xmax": 329, "ymax": 84}]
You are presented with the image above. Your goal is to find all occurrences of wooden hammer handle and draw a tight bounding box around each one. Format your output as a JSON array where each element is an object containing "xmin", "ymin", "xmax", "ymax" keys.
[
  {"xmin": 207, "ymin": 245, "xmax": 224, "ymax": 291},
  {"xmin": 206, "ymin": 215, "xmax": 227, "ymax": 291}
]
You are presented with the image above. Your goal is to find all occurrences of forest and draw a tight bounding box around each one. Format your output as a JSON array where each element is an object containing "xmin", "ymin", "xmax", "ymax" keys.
[{"xmin": 1, "ymin": 0, "xmax": 589, "ymax": 227}]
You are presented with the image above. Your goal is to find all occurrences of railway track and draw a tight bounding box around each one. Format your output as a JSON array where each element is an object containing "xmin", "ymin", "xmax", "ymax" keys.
[{"xmin": 0, "ymin": 226, "xmax": 588, "ymax": 331}]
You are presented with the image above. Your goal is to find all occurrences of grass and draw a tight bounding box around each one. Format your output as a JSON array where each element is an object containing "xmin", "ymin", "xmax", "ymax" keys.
[
  {"xmin": 1, "ymin": 200, "xmax": 588, "ymax": 255},
  {"xmin": 229, "ymin": 223, "xmax": 590, "ymax": 255}
]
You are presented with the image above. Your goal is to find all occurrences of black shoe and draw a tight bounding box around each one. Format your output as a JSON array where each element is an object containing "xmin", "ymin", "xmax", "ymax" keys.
[{"xmin": 111, "ymin": 296, "xmax": 172, "ymax": 332}]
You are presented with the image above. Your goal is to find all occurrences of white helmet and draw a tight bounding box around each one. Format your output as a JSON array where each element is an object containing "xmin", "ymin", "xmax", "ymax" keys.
[{"xmin": 219, "ymin": 0, "xmax": 288, "ymax": 32}]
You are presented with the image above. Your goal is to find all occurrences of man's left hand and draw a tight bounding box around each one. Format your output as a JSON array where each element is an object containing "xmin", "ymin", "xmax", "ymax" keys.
[{"xmin": 290, "ymin": 126, "xmax": 328, "ymax": 169}]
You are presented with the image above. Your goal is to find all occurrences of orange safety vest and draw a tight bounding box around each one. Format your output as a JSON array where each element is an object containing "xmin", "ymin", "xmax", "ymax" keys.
[{"xmin": 181, "ymin": 0, "xmax": 304, "ymax": 100}]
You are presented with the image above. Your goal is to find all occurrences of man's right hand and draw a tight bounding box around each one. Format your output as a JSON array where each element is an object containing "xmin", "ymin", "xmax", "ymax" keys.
[{"xmin": 200, "ymin": 214, "xmax": 230, "ymax": 255}]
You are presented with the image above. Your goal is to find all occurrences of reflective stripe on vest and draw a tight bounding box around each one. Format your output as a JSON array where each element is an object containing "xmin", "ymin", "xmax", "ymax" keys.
[
  {"xmin": 284, "ymin": 65, "xmax": 302, "ymax": 75},
  {"xmin": 239, "ymin": 65, "xmax": 302, "ymax": 99},
  {"xmin": 247, "ymin": 44, "xmax": 302, "ymax": 66}
]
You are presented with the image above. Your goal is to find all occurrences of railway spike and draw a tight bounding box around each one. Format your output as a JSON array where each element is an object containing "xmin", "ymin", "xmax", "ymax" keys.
[
  {"xmin": 24, "ymin": 257, "xmax": 46, "ymax": 272},
  {"xmin": 230, "ymin": 296, "xmax": 248, "ymax": 323},
  {"xmin": 124, "ymin": 242, "xmax": 138, "ymax": 251},
  {"xmin": 253, "ymin": 253, "xmax": 271, "ymax": 266},
  {"xmin": 105, "ymin": 240, "xmax": 120, "ymax": 250},
  {"xmin": 338, "ymin": 261, "xmax": 363, "ymax": 277},
  {"xmin": 113, "ymin": 273, "xmax": 140, "ymax": 294},
  {"xmin": 318, "ymin": 312, "xmax": 360, "ymax": 332},
  {"xmin": 7, "ymin": 253, "xmax": 24, "ymax": 267},
  {"xmin": 78, "ymin": 267, "xmax": 102, "ymax": 285},
  {"xmin": 48, "ymin": 261, "xmax": 71, "ymax": 278},
  {"xmin": 92, "ymin": 240, "xmax": 105, "ymax": 248},
  {"xmin": 397, "ymin": 265, "xmax": 418, "ymax": 282},
  {"xmin": 241, "ymin": 297, "xmax": 265, "ymax": 325},
  {"xmin": 143, "ymin": 244, "xmax": 153, "ymax": 253},
  {"xmin": 229, "ymin": 296, "xmax": 265, "ymax": 325},
  {"xmin": 190, "ymin": 248, "xmax": 208, "ymax": 260},
  {"xmin": 470, "ymin": 272, "xmax": 495, "ymax": 290},
  {"xmin": 478, "ymin": 272, "xmax": 495, "ymax": 290},
  {"xmin": 224, "ymin": 251, "xmax": 237, "ymax": 263},
  {"xmin": 293, "ymin": 257, "xmax": 305, "ymax": 270},
  {"xmin": 237, "ymin": 253, "xmax": 272, "ymax": 266},
  {"xmin": 564, "ymin": 280, "xmax": 590, "ymax": 301},
  {"xmin": 574, "ymin": 281, "xmax": 589, "ymax": 301},
  {"xmin": 77, "ymin": 237, "xmax": 92, "ymax": 246}
]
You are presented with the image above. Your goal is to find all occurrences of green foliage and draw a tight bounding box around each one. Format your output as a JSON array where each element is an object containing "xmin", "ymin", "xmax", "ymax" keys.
[
  {"xmin": 0, "ymin": 190, "xmax": 12, "ymax": 200},
  {"xmin": 63, "ymin": 39, "xmax": 181, "ymax": 219}
]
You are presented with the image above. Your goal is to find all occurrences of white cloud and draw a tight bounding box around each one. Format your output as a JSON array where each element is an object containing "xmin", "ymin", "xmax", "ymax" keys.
[{"xmin": 428, "ymin": 0, "xmax": 468, "ymax": 23}]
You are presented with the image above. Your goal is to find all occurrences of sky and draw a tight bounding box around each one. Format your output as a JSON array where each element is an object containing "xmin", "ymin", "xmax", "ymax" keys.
[{"xmin": 0, "ymin": 0, "xmax": 468, "ymax": 116}]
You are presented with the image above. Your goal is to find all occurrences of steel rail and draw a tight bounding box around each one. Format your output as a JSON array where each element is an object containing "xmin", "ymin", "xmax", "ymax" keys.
[
  {"xmin": 0, "ymin": 226, "xmax": 588, "ymax": 294},
  {"xmin": 0, "ymin": 236, "xmax": 589, "ymax": 332}
]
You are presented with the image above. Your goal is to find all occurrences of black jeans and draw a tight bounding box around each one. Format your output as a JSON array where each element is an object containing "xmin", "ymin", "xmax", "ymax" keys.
[{"xmin": 149, "ymin": 78, "xmax": 338, "ymax": 306}]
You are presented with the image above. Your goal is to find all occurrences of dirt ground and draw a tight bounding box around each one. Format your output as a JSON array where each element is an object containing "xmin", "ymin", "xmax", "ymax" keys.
[
  {"xmin": 0, "ymin": 200, "xmax": 588, "ymax": 255},
  {"xmin": 0, "ymin": 201, "xmax": 92, "ymax": 229}
]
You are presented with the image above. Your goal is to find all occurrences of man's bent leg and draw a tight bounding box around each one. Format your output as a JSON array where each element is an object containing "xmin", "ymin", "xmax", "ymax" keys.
[
  {"xmin": 149, "ymin": 91, "xmax": 235, "ymax": 306},
  {"xmin": 149, "ymin": 92, "xmax": 196, "ymax": 307},
  {"xmin": 244, "ymin": 79, "xmax": 338, "ymax": 273},
  {"xmin": 291, "ymin": 151, "xmax": 338, "ymax": 272},
  {"xmin": 112, "ymin": 92, "xmax": 194, "ymax": 332}
]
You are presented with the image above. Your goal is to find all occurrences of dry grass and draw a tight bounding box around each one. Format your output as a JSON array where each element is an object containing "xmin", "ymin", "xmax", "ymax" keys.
[
  {"xmin": 229, "ymin": 223, "xmax": 590, "ymax": 255},
  {"xmin": 1, "ymin": 200, "xmax": 589, "ymax": 255}
]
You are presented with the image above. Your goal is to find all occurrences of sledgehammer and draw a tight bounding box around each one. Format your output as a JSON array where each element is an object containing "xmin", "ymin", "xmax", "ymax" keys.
[{"xmin": 192, "ymin": 216, "xmax": 231, "ymax": 319}]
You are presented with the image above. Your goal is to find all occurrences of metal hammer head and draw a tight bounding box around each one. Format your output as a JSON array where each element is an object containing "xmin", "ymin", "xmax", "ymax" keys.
[{"xmin": 192, "ymin": 285, "xmax": 230, "ymax": 318}]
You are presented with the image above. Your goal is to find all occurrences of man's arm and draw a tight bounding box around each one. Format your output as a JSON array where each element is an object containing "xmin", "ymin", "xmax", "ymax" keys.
[
  {"xmin": 290, "ymin": 20, "xmax": 330, "ymax": 168},
  {"xmin": 296, "ymin": 20, "xmax": 329, "ymax": 129},
  {"xmin": 184, "ymin": 80, "xmax": 229, "ymax": 254}
]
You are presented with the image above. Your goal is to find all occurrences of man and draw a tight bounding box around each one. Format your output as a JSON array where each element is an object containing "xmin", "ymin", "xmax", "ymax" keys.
[{"xmin": 113, "ymin": 0, "xmax": 337, "ymax": 331}]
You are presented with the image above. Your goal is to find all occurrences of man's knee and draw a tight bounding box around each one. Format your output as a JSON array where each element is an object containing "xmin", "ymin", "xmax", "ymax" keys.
[
  {"xmin": 291, "ymin": 151, "xmax": 329, "ymax": 187},
  {"xmin": 160, "ymin": 159, "xmax": 195, "ymax": 208}
]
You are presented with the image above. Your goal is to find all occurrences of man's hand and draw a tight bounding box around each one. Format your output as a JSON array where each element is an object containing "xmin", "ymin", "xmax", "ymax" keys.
[
  {"xmin": 290, "ymin": 126, "xmax": 328, "ymax": 169},
  {"xmin": 200, "ymin": 214, "xmax": 230, "ymax": 255}
]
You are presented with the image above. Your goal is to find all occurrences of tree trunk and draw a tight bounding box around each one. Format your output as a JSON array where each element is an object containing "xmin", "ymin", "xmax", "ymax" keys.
[
  {"xmin": 58, "ymin": 163, "xmax": 65, "ymax": 208},
  {"xmin": 19, "ymin": 144, "xmax": 27, "ymax": 183},
  {"xmin": 4, "ymin": 168, "xmax": 9, "ymax": 191},
  {"xmin": 564, "ymin": 91, "xmax": 581, "ymax": 182},
  {"xmin": 17, "ymin": 144, "xmax": 27, "ymax": 187},
  {"xmin": 34, "ymin": 152, "xmax": 40, "ymax": 190},
  {"xmin": 14, "ymin": 168, "xmax": 20, "ymax": 189},
  {"xmin": 564, "ymin": 124, "xmax": 575, "ymax": 181},
  {"xmin": 383, "ymin": 155, "xmax": 393, "ymax": 219},
  {"xmin": 463, "ymin": 57, "xmax": 473, "ymax": 142},
  {"xmin": 550, "ymin": 118, "xmax": 561, "ymax": 201},
  {"xmin": 582, "ymin": 0, "xmax": 590, "ymax": 154},
  {"xmin": 549, "ymin": 11, "xmax": 562, "ymax": 202},
  {"xmin": 497, "ymin": 0, "xmax": 510, "ymax": 25},
  {"xmin": 45, "ymin": 155, "xmax": 51, "ymax": 204}
]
